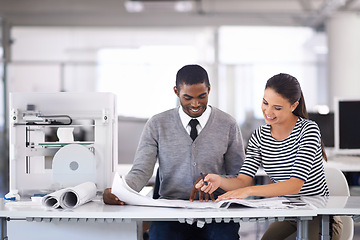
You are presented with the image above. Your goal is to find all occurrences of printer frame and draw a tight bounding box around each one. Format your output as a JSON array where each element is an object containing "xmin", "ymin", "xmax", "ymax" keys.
[{"xmin": 8, "ymin": 92, "xmax": 118, "ymax": 197}]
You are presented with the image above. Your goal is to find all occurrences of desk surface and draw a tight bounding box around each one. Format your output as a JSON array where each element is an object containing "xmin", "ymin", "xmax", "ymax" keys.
[
  {"xmin": 1, "ymin": 199, "xmax": 316, "ymax": 221},
  {"xmin": 303, "ymin": 196, "xmax": 360, "ymax": 215},
  {"xmin": 325, "ymin": 155, "xmax": 360, "ymax": 172},
  {"xmin": 0, "ymin": 199, "xmax": 320, "ymax": 240}
]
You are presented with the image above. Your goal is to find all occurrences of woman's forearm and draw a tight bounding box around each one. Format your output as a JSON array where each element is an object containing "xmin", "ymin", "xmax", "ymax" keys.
[
  {"xmin": 219, "ymin": 174, "xmax": 253, "ymax": 191},
  {"xmin": 245, "ymin": 177, "xmax": 304, "ymax": 197}
]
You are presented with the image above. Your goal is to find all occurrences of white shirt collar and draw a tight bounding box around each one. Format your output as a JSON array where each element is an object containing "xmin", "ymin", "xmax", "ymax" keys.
[{"xmin": 179, "ymin": 105, "xmax": 212, "ymax": 132}]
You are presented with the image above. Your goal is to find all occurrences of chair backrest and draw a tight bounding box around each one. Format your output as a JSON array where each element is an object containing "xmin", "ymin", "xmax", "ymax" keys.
[
  {"xmin": 324, "ymin": 166, "xmax": 353, "ymax": 240},
  {"xmin": 324, "ymin": 166, "xmax": 350, "ymax": 196},
  {"xmin": 285, "ymin": 166, "xmax": 352, "ymax": 240}
]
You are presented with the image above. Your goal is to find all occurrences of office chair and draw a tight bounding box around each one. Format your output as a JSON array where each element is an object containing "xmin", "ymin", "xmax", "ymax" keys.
[
  {"xmin": 324, "ymin": 166, "xmax": 354, "ymax": 240},
  {"xmin": 285, "ymin": 166, "xmax": 354, "ymax": 240},
  {"xmin": 153, "ymin": 168, "xmax": 160, "ymax": 199}
]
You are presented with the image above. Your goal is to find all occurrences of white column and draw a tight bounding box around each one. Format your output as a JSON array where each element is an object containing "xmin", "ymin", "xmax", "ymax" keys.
[{"xmin": 326, "ymin": 12, "xmax": 360, "ymax": 108}]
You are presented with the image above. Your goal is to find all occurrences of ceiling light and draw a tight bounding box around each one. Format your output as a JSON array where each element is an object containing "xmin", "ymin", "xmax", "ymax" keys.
[
  {"xmin": 314, "ymin": 105, "xmax": 330, "ymax": 115},
  {"xmin": 124, "ymin": 1, "xmax": 194, "ymax": 13},
  {"xmin": 124, "ymin": 1, "xmax": 145, "ymax": 13},
  {"xmin": 174, "ymin": 1, "xmax": 194, "ymax": 12}
]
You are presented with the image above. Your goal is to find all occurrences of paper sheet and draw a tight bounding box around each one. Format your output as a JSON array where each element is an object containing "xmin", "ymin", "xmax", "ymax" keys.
[
  {"xmin": 42, "ymin": 188, "xmax": 68, "ymax": 209},
  {"xmin": 42, "ymin": 182, "xmax": 97, "ymax": 209},
  {"xmin": 111, "ymin": 172, "xmax": 209, "ymax": 208},
  {"xmin": 111, "ymin": 172, "xmax": 299, "ymax": 209}
]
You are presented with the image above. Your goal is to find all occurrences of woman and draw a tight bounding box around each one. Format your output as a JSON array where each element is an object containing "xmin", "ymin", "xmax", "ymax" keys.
[{"xmin": 196, "ymin": 73, "xmax": 342, "ymax": 240}]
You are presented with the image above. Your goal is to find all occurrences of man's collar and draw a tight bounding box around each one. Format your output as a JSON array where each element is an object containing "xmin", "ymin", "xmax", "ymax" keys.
[{"xmin": 178, "ymin": 105, "xmax": 211, "ymax": 129}]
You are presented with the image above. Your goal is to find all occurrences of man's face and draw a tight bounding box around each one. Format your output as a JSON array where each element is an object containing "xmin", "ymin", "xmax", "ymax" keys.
[{"xmin": 174, "ymin": 82, "xmax": 210, "ymax": 118}]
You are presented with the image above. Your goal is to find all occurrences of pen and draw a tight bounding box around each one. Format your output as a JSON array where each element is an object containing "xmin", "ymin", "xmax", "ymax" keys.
[
  {"xmin": 282, "ymin": 201, "xmax": 307, "ymax": 206},
  {"xmin": 200, "ymin": 172, "xmax": 208, "ymax": 186}
]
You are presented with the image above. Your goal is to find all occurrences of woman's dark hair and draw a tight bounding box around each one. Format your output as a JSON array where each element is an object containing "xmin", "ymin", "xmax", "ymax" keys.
[
  {"xmin": 176, "ymin": 64, "xmax": 210, "ymax": 91},
  {"xmin": 265, "ymin": 73, "xmax": 308, "ymax": 119},
  {"xmin": 265, "ymin": 73, "xmax": 327, "ymax": 161}
]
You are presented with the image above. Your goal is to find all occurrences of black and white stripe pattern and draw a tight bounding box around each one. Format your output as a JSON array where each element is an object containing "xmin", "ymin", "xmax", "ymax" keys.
[{"xmin": 240, "ymin": 117, "xmax": 329, "ymax": 197}]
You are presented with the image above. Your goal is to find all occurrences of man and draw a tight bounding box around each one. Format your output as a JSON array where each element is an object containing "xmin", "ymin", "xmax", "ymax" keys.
[{"xmin": 103, "ymin": 64, "xmax": 245, "ymax": 240}]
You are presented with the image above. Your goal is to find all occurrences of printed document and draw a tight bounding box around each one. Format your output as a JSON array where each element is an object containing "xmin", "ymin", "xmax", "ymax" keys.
[{"xmin": 111, "ymin": 172, "xmax": 301, "ymax": 209}]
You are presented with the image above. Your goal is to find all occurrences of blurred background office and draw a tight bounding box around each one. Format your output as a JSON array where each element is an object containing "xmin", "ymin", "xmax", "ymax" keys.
[{"xmin": 1, "ymin": 0, "xmax": 360, "ymax": 199}]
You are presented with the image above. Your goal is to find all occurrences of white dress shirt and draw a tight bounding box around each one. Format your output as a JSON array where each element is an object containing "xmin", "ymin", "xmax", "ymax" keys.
[{"xmin": 178, "ymin": 105, "xmax": 212, "ymax": 135}]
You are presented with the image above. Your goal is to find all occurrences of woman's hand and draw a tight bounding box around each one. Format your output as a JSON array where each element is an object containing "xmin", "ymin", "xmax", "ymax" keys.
[
  {"xmin": 102, "ymin": 188, "xmax": 125, "ymax": 205},
  {"xmin": 189, "ymin": 174, "xmax": 215, "ymax": 202},
  {"xmin": 198, "ymin": 174, "xmax": 222, "ymax": 194},
  {"xmin": 190, "ymin": 173, "xmax": 222, "ymax": 201},
  {"xmin": 215, "ymin": 187, "xmax": 251, "ymax": 202}
]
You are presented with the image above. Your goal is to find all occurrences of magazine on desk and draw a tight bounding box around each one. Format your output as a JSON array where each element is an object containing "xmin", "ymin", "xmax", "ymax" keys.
[{"xmin": 111, "ymin": 173, "xmax": 305, "ymax": 209}]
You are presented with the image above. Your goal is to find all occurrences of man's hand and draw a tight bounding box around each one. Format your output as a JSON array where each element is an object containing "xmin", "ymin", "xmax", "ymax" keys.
[
  {"xmin": 189, "ymin": 175, "xmax": 215, "ymax": 202},
  {"xmin": 102, "ymin": 188, "xmax": 125, "ymax": 205}
]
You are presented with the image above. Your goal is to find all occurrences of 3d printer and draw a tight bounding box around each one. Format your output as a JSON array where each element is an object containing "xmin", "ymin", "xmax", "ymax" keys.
[{"xmin": 8, "ymin": 92, "xmax": 118, "ymax": 198}]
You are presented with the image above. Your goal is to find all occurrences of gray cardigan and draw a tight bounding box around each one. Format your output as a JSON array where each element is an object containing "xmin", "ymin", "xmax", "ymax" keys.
[{"xmin": 125, "ymin": 106, "xmax": 245, "ymax": 200}]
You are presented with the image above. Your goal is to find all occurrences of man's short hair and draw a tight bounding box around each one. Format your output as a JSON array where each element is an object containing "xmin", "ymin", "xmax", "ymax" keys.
[{"xmin": 176, "ymin": 64, "xmax": 210, "ymax": 91}]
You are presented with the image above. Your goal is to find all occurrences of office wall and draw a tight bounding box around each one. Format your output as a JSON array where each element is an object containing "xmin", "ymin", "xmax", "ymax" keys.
[
  {"xmin": 5, "ymin": 26, "xmax": 328, "ymax": 153},
  {"xmin": 0, "ymin": 19, "xmax": 9, "ymax": 197},
  {"xmin": 327, "ymin": 12, "xmax": 360, "ymax": 106},
  {"xmin": 118, "ymin": 116, "xmax": 147, "ymax": 164},
  {"xmin": 7, "ymin": 26, "xmax": 327, "ymax": 119},
  {"xmin": 4, "ymin": 26, "xmax": 329, "ymax": 169},
  {"xmin": 7, "ymin": 26, "xmax": 215, "ymax": 103}
]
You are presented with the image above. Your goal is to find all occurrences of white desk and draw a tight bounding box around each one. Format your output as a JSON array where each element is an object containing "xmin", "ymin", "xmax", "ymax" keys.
[
  {"xmin": 325, "ymin": 155, "xmax": 360, "ymax": 172},
  {"xmin": 302, "ymin": 196, "xmax": 360, "ymax": 240},
  {"xmin": 1, "ymin": 199, "xmax": 316, "ymax": 240}
]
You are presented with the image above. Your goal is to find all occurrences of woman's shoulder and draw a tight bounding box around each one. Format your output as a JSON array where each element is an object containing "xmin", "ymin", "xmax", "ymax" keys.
[
  {"xmin": 252, "ymin": 123, "xmax": 271, "ymax": 139},
  {"xmin": 296, "ymin": 117, "xmax": 321, "ymax": 134},
  {"xmin": 298, "ymin": 117, "xmax": 319, "ymax": 128},
  {"xmin": 257, "ymin": 122, "xmax": 270, "ymax": 132}
]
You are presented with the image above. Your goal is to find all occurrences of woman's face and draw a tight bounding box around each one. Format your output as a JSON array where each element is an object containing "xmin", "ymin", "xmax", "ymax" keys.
[{"xmin": 261, "ymin": 88, "xmax": 298, "ymax": 126}]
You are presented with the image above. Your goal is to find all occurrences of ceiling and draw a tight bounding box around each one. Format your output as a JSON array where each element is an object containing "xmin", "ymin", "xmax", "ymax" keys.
[{"xmin": 0, "ymin": 0, "xmax": 360, "ymax": 29}]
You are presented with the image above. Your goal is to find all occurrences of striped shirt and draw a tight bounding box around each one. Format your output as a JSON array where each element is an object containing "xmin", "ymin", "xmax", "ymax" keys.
[{"xmin": 240, "ymin": 117, "xmax": 329, "ymax": 197}]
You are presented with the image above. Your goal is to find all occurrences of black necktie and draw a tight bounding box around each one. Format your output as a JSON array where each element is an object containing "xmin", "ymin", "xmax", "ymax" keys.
[{"xmin": 189, "ymin": 119, "xmax": 199, "ymax": 141}]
